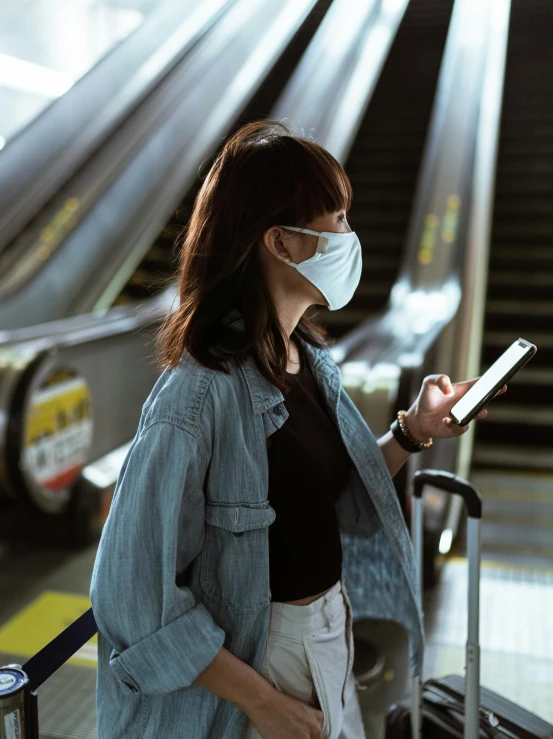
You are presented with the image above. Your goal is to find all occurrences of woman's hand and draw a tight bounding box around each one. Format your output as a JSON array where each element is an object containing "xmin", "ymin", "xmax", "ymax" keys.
[
  {"xmin": 404, "ymin": 374, "xmax": 508, "ymax": 442},
  {"xmin": 247, "ymin": 687, "xmax": 324, "ymax": 738}
]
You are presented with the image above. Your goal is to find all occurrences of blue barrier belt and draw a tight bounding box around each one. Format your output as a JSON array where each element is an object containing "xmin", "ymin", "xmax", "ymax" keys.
[{"xmin": 22, "ymin": 608, "xmax": 97, "ymax": 691}]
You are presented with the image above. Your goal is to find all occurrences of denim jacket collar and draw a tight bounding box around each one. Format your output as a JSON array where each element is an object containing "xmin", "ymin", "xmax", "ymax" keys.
[{"xmin": 221, "ymin": 307, "xmax": 342, "ymax": 416}]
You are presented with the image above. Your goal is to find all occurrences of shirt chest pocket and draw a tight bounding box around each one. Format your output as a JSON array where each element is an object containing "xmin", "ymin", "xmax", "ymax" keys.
[{"xmin": 200, "ymin": 501, "xmax": 276, "ymax": 614}]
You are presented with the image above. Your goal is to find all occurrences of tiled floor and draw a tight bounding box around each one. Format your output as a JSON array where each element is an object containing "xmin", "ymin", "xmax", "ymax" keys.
[
  {"xmin": 424, "ymin": 559, "xmax": 553, "ymax": 724},
  {"xmin": 0, "ymin": 0, "xmax": 161, "ymax": 144},
  {"xmin": 0, "ymin": 546, "xmax": 551, "ymax": 736}
]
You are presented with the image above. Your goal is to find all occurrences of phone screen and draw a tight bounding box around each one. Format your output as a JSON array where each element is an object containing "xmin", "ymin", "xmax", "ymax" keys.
[{"xmin": 450, "ymin": 340, "xmax": 530, "ymax": 424}]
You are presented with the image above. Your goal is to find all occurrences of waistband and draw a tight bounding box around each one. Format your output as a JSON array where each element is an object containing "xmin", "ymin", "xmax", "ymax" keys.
[{"xmin": 268, "ymin": 578, "xmax": 345, "ymax": 636}]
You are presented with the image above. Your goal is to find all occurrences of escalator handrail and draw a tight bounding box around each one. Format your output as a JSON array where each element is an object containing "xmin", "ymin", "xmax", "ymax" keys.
[
  {"xmin": 0, "ymin": 0, "xmax": 318, "ymax": 328},
  {"xmin": 331, "ymin": 0, "xmax": 511, "ymax": 528},
  {"xmin": 333, "ymin": 0, "xmax": 511, "ymax": 387},
  {"xmin": 271, "ymin": 0, "xmax": 410, "ymax": 163},
  {"xmin": 0, "ymin": 0, "xmax": 407, "ymax": 348},
  {"xmin": 0, "ymin": 0, "xmax": 233, "ymax": 254}
]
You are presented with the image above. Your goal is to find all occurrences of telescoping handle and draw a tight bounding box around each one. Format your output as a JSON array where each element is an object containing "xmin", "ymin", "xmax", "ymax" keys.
[{"xmin": 411, "ymin": 469, "xmax": 483, "ymax": 739}]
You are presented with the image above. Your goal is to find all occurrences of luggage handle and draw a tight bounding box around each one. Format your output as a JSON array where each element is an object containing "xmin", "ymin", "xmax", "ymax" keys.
[
  {"xmin": 413, "ymin": 470, "xmax": 482, "ymax": 519},
  {"xmin": 411, "ymin": 469, "xmax": 483, "ymax": 739}
]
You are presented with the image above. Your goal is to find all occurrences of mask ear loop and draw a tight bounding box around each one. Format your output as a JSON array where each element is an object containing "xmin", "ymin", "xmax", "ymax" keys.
[{"xmin": 279, "ymin": 226, "xmax": 329, "ymax": 254}]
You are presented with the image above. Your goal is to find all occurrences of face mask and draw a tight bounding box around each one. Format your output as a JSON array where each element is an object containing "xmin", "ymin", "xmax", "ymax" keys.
[{"xmin": 279, "ymin": 226, "xmax": 363, "ymax": 311}]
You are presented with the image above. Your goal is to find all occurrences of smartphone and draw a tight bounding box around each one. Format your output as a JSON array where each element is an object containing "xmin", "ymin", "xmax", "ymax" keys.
[{"xmin": 449, "ymin": 338, "xmax": 537, "ymax": 426}]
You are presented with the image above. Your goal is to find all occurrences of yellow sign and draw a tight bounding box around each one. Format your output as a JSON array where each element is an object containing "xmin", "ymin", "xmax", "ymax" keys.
[
  {"xmin": 23, "ymin": 369, "xmax": 93, "ymax": 496},
  {"xmin": 38, "ymin": 197, "xmax": 80, "ymax": 259},
  {"xmin": 0, "ymin": 591, "xmax": 97, "ymax": 668},
  {"xmin": 441, "ymin": 194, "xmax": 461, "ymax": 244},
  {"xmin": 417, "ymin": 214, "xmax": 439, "ymax": 264}
]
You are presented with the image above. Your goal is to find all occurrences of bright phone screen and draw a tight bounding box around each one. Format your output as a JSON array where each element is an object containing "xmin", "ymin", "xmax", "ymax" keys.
[{"xmin": 450, "ymin": 340, "xmax": 529, "ymax": 423}]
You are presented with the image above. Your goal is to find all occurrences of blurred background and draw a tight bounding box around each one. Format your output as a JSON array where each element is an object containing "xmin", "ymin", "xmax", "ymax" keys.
[{"xmin": 0, "ymin": 0, "xmax": 551, "ymax": 736}]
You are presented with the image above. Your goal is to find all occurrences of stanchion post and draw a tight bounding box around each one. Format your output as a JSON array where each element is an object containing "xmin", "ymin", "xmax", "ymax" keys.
[{"xmin": 0, "ymin": 665, "xmax": 38, "ymax": 738}]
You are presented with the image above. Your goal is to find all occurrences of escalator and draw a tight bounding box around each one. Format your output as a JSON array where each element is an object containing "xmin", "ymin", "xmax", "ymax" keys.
[
  {"xmin": 112, "ymin": 0, "xmax": 334, "ymax": 306},
  {"xmin": 113, "ymin": 0, "xmax": 454, "ymax": 330},
  {"xmin": 0, "ymin": 0, "xmax": 233, "ymax": 258},
  {"xmin": 0, "ymin": 0, "xmax": 457, "ymax": 548},
  {"xmin": 0, "ymin": 0, "xmax": 322, "ymax": 330},
  {"xmin": 319, "ymin": 0, "xmax": 455, "ymax": 339},
  {"xmin": 470, "ymin": 0, "xmax": 553, "ymax": 567}
]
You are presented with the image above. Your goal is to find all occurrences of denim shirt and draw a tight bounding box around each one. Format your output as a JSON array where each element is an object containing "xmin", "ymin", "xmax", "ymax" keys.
[{"xmin": 90, "ymin": 309, "xmax": 424, "ymax": 738}]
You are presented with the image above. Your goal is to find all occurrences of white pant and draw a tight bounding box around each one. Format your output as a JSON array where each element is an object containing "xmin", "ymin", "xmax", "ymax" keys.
[{"xmin": 245, "ymin": 577, "xmax": 366, "ymax": 739}]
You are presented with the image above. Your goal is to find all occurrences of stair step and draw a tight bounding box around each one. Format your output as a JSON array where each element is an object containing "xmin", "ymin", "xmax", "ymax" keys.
[
  {"xmin": 485, "ymin": 300, "xmax": 553, "ymax": 332},
  {"xmin": 487, "ymin": 269, "xmax": 553, "ymax": 283},
  {"xmin": 487, "ymin": 283, "xmax": 553, "ymax": 300},
  {"xmin": 500, "ymin": 367, "xmax": 553, "ymax": 385},
  {"xmin": 489, "ymin": 247, "xmax": 553, "ymax": 268},
  {"xmin": 355, "ymin": 281, "xmax": 394, "ymax": 298},
  {"xmin": 480, "ymin": 404, "xmax": 553, "ymax": 425},
  {"xmin": 353, "ymin": 212, "xmax": 410, "ymax": 228},
  {"xmin": 318, "ymin": 306, "xmax": 375, "ymax": 327},
  {"xmin": 472, "ymin": 444, "xmax": 553, "ymax": 470},
  {"xmin": 494, "ymin": 201, "xmax": 553, "ymax": 218},
  {"xmin": 360, "ymin": 255, "xmax": 400, "ymax": 270},
  {"xmin": 478, "ymin": 381, "xmax": 553, "ymax": 406},
  {"xmin": 480, "ymin": 520, "xmax": 553, "ymax": 552},
  {"xmin": 492, "ymin": 224, "xmax": 553, "ymax": 242},
  {"xmin": 471, "ymin": 468, "xmax": 553, "ymax": 496},
  {"xmin": 480, "ymin": 500, "xmax": 553, "ymax": 522},
  {"xmin": 486, "ymin": 300, "xmax": 553, "ymax": 316},
  {"xmin": 494, "ymin": 180, "xmax": 553, "ymax": 197},
  {"xmin": 484, "ymin": 331, "xmax": 553, "ymax": 348}
]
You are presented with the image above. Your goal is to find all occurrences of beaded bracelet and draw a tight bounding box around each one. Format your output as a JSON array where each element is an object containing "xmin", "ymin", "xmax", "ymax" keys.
[{"xmin": 390, "ymin": 410, "xmax": 433, "ymax": 453}]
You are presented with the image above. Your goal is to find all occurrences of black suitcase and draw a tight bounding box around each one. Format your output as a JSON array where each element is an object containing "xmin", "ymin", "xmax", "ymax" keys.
[{"xmin": 386, "ymin": 469, "xmax": 553, "ymax": 739}]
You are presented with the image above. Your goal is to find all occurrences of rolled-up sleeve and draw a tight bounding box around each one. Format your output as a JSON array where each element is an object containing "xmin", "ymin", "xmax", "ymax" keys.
[{"xmin": 90, "ymin": 420, "xmax": 226, "ymax": 695}]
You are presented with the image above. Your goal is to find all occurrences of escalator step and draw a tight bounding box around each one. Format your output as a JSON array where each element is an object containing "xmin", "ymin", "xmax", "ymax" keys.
[
  {"xmin": 482, "ymin": 332, "xmax": 553, "ymax": 366},
  {"xmin": 485, "ymin": 300, "xmax": 553, "ymax": 332},
  {"xmin": 472, "ymin": 443, "xmax": 553, "ymax": 470}
]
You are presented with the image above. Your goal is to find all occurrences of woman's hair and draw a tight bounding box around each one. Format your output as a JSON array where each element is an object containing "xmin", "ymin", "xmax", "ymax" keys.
[{"xmin": 156, "ymin": 119, "xmax": 352, "ymax": 392}]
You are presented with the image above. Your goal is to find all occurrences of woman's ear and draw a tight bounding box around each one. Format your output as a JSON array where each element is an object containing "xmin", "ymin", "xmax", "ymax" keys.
[{"xmin": 262, "ymin": 227, "xmax": 292, "ymax": 263}]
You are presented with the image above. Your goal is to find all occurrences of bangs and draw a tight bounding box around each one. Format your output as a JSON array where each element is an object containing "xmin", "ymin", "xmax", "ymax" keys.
[{"xmin": 290, "ymin": 138, "xmax": 353, "ymax": 223}]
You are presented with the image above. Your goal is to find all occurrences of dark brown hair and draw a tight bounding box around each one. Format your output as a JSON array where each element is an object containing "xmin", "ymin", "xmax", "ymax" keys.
[{"xmin": 156, "ymin": 119, "xmax": 352, "ymax": 392}]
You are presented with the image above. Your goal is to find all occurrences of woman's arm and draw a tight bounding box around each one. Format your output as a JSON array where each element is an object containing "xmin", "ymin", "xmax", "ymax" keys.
[
  {"xmin": 377, "ymin": 424, "xmax": 413, "ymax": 479},
  {"xmin": 377, "ymin": 374, "xmax": 507, "ymax": 478},
  {"xmin": 90, "ymin": 421, "xmax": 227, "ymax": 695},
  {"xmin": 193, "ymin": 645, "xmax": 273, "ymax": 715}
]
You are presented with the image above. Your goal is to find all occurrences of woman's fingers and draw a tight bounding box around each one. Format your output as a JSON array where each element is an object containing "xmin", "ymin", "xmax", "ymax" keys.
[{"xmin": 443, "ymin": 417, "xmax": 469, "ymax": 432}]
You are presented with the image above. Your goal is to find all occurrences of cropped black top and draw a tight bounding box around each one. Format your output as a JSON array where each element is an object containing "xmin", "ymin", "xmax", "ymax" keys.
[{"xmin": 267, "ymin": 343, "xmax": 352, "ymax": 602}]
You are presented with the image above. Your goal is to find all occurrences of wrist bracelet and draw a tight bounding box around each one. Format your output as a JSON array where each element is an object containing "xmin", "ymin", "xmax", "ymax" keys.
[{"xmin": 390, "ymin": 410, "xmax": 433, "ymax": 453}]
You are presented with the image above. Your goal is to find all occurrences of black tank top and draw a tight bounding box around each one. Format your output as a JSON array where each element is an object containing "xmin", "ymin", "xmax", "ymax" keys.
[{"xmin": 267, "ymin": 342, "xmax": 352, "ymax": 602}]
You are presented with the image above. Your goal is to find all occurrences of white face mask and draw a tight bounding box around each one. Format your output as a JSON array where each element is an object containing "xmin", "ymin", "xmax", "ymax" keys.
[{"xmin": 279, "ymin": 226, "xmax": 363, "ymax": 311}]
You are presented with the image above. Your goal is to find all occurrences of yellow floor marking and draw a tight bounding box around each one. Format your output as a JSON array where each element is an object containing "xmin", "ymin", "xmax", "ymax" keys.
[{"xmin": 0, "ymin": 590, "xmax": 97, "ymax": 669}]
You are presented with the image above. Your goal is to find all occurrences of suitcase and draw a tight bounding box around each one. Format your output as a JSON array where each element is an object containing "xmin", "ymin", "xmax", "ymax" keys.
[{"xmin": 386, "ymin": 469, "xmax": 553, "ymax": 739}]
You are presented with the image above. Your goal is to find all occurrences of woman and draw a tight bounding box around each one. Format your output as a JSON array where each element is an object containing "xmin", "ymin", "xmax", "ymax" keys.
[{"xmin": 90, "ymin": 120, "xmax": 502, "ymax": 739}]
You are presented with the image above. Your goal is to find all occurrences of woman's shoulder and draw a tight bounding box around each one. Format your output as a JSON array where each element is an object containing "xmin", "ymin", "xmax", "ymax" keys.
[{"xmin": 140, "ymin": 352, "xmax": 248, "ymax": 435}]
